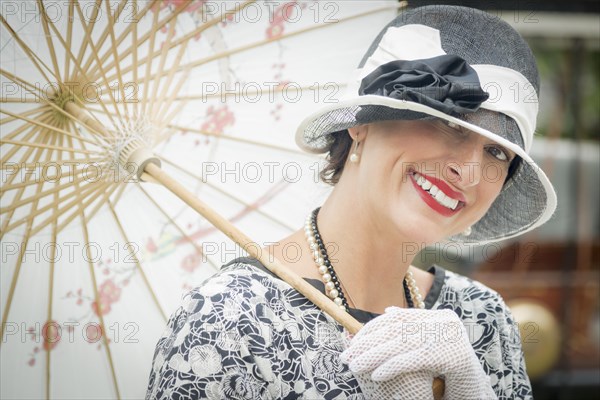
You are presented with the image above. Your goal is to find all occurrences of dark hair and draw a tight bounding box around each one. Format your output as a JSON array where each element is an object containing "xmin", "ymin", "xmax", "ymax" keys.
[
  {"xmin": 319, "ymin": 130, "xmax": 353, "ymax": 185},
  {"xmin": 319, "ymin": 128, "xmax": 521, "ymax": 186}
]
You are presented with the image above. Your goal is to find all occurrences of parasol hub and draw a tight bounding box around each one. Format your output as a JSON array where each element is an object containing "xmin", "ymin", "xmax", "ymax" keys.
[
  {"xmin": 53, "ymin": 92, "xmax": 74, "ymax": 109},
  {"xmin": 50, "ymin": 90, "xmax": 76, "ymax": 123},
  {"xmin": 115, "ymin": 136, "xmax": 161, "ymax": 182},
  {"xmin": 61, "ymin": 100, "xmax": 161, "ymax": 182}
]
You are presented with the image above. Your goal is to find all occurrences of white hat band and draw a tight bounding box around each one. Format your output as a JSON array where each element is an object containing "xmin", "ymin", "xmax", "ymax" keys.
[{"xmin": 347, "ymin": 24, "xmax": 539, "ymax": 151}]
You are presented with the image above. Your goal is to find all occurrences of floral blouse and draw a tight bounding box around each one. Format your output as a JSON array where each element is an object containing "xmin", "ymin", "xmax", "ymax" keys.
[{"xmin": 146, "ymin": 257, "xmax": 532, "ymax": 399}]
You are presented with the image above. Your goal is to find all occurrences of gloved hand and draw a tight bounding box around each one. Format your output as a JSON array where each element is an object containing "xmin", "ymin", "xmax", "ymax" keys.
[{"xmin": 340, "ymin": 307, "xmax": 497, "ymax": 399}]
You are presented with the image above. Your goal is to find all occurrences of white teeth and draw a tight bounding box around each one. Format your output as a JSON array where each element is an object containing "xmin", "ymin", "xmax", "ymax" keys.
[
  {"xmin": 434, "ymin": 190, "xmax": 445, "ymax": 202},
  {"xmin": 444, "ymin": 197, "xmax": 456, "ymax": 209},
  {"xmin": 414, "ymin": 173, "xmax": 460, "ymax": 211}
]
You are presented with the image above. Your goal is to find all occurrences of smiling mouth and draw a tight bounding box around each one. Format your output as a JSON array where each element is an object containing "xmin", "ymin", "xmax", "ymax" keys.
[{"xmin": 411, "ymin": 172, "xmax": 466, "ymax": 212}]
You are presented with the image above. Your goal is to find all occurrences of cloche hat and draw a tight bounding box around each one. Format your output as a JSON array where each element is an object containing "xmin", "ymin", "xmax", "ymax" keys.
[{"xmin": 295, "ymin": 5, "xmax": 557, "ymax": 244}]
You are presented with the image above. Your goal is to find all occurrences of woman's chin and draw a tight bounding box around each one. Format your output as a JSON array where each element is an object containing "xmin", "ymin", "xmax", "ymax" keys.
[{"xmin": 388, "ymin": 213, "xmax": 449, "ymax": 246}]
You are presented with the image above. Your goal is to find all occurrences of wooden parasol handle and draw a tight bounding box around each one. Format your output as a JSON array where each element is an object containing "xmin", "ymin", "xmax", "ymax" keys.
[
  {"xmin": 143, "ymin": 163, "xmax": 444, "ymax": 399},
  {"xmin": 143, "ymin": 163, "xmax": 362, "ymax": 331}
]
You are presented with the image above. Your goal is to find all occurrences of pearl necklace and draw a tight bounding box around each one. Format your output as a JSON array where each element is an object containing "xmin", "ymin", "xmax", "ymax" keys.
[
  {"xmin": 304, "ymin": 210, "xmax": 349, "ymax": 310},
  {"xmin": 304, "ymin": 208, "xmax": 426, "ymax": 311}
]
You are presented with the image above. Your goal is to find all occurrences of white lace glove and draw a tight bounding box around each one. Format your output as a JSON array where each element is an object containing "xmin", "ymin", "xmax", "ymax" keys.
[{"xmin": 340, "ymin": 307, "xmax": 497, "ymax": 400}]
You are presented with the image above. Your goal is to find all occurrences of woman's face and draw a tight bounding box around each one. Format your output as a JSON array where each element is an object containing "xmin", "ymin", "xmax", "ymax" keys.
[{"xmin": 347, "ymin": 120, "xmax": 515, "ymax": 244}]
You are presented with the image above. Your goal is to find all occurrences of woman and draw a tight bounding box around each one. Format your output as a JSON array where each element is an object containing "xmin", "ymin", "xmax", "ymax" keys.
[{"xmin": 147, "ymin": 5, "xmax": 556, "ymax": 399}]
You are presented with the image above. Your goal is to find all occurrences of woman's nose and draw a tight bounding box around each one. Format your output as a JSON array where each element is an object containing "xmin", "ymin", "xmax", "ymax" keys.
[{"xmin": 445, "ymin": 141, "xmax": 484, "ymax": 188}]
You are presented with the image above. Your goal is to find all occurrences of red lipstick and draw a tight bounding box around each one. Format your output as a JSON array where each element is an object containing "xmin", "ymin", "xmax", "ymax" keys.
[
  {"xmin": 409, "ymin": 172, "xmax": 466, "ymax": 217},
  {"xmin": 422, "ymin": 174, "xmax": 466, "ymax": 203}
]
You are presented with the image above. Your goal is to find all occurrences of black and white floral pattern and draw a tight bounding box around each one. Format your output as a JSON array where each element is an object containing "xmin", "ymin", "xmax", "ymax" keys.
[{"xmin": 147, "ymin": 258, "xmax": 532, "ymax": 399}]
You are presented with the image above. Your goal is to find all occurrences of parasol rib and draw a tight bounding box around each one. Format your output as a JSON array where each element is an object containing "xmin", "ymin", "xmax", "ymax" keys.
[
  {"xmin": 166, "ymin": 123, "xmax": 306, "ymax": 155},
  {"xmin": 153, "ymin": 71, "xmax": 196, "ymax": 140},
  {"xmin": 1, "ymin": 158, "xmax": 106, "ymax": 171},
  {"xmin": 146, "ymin": 11, "xmax": 179, "ymax": 119},
  {"xmin": 135, "ymin": 184, "xmax": 220, "ymax": 272},
  {"xmin": 0, "ymin": 14, "xmax": 54, "ymax": 85},
  {"xmin": 64, "ymin": 179, "xmax": 133, "ymax": 241},
  {"xmin": 154, "ymin": 68, "xmax": 191, "ymax": 131},
  {"xmin": 0, "ymin": 109, "xmax": 58, "ymax": 398},
  {"xmin": 63, "ymin": 102, "xmax": 117, "ymax": 142},
  {"xmin": 172, "ymin": 83, "xmax": 348, "ymax": 102},
  {"xmin": 0, "ymin": 68, "xmax": 52, "ymax": 97},
  {"xmin": 32, "ymin": 0, "xmax": 123, "ymax": 131},
  {"xmin": 44, "ymin": 127, "xmax": 62, "ymax": 400},
  {"xmin": 53, "ymin": 181, "xmax": 120, "ymax": 236},
  {"xmin": 1, "ymin": 67, "xmax": 116, "ymax": 146},
  {"xmin": 106, "ymin": 199, "xmax": 169, "ymax": 322},
  {"xmin": 0, "ymin": 110, "xmax": 52, "ymax": 145},
  {"xmin": 78, "ymin": 204, "xmax": 122, "ymax": 399},
  {"xmin": 0, "ymin": 138, "xmax": 100, "ymax": 155},
  {"xmin": 70, "ymin": 0, "xmax": 102, "ymax": 83},
  {"xmin": 93, "ymin": 0, "xmax": 255, "ymax": 85},
  {"xmin": 131, "ymin": 0, "xmax": 139, "ymax": 118},
  {"xmin": 76, "ymin": 0, "xmax": 146, "ymax": 80},
  {"xmin": 0, "ymin": 162, "xmax": 104, "ymax": 194},
  {"xmin": 0, "ymin": 122, "xmax": 49, "ymax": 192},
  {"xmin": 72, "ymin": 1, "xmax": 125, "ymax": 126},
  {"xmin": 140, "ymin": 3, "xmax": 161, "ymax": 118},
  {"xmin": 1, "ymin": 177, "xmax": 110, "ymax": 236},
  {"xmin": 0, "ymin": 108, "xmax": 110, "ymax": 149},
  {"xmin": 161, "ymin": 157, "xmax": 295, "ymax": 231},
  {"xmin": 54, "ymin": 105, "xmax": 308, "ymax": 156},
  {"xmin": 45, "ymin": 171, "xmax": 120, "ymax": 394},
  {"xmin": 0, "ymin": 125, "xmax": 55, "ymax": 345},
  {"xmin": 65, "ymin": 131, "xmax": 121, "ymax": 398},
  {"xmin": 103, "ymin": 0, "xmax": 130, "ymax": 119},
  {"xmin": 37, "ymin": 0, "xmax": 62, "ymax": 80},
  {"xmin": 0, "ymin": 105, "xmax": 47, "ymax": 126},
  {"xmin": 0, "ymin": 113, "xmax": 53, "ymax": 166},
  {"xmin": 138, "ymin": 4, "xmax": 405, "ymax": 84},
  {"xmin": 147, "ymin": 2, "xmax": 257, "ymax": 125},
  {"xmin": 98, "ymin": 83, "xmax": 346, "ymax": 104},
  {"xmin": 3, "ymin": 170, "xmax": 114, "ymax": 237},
  {"xmin": 153, "ymin": 46, "xmax": 192, "ymax": 125},
  {"xmin": 0, "ymin": 98, "xmax": 41, "ymax": 104},
  {"xmin": 82, "ymin": 0, "xmax": 177, "ymax": 83},
  {"xmin": 46, "ymin": 212, "xmax": 57, "ymax": 400},
  {"xmin": 0, "ymin": 126, "xmax": 49, "ymax": 239},
  {"xmin": 0, "ymin": 216, "xmax": 35, "ymax": 344},
  {"xmin": 0, "ymin": 74, "xmax": 111, "ymax": 148},
  {"xmin": 0, "ymin": 165, "xmax": 111, "ymax": 214},
  {"xmin": 63, "ymin": 0, "xmax": 75, "ymax": 81}
]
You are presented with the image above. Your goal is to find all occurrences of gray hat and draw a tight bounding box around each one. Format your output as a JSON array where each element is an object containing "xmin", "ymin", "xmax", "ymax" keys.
[{"xmin": 295, "ymin": 5, "xmax": 557, "ymax": 244}]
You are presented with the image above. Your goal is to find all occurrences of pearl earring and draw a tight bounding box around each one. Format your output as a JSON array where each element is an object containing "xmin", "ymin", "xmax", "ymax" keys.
[
  {"xmin": 349, "ymin": 140, "xmax": 360, "ymax": 163},
  {"xmin": 462, "ymin": 226, "xmax": 472, "ymax": 236}
]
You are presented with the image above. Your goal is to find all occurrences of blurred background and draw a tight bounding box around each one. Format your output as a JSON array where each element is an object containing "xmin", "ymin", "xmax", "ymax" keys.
[{"xmin": 410, "ymin": 1, "xmax": 600, "ymax": 399}]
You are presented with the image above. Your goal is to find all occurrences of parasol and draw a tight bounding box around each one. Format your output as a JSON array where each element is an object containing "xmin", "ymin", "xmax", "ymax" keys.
[{"xmin": 0, "ymin": 0, "xmax": 443, "ymax": 398}]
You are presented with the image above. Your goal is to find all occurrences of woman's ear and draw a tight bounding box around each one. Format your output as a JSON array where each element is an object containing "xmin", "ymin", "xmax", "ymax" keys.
[{"xmin": 348, "ymin": 125, "xmax": 368, "ymax": 142}]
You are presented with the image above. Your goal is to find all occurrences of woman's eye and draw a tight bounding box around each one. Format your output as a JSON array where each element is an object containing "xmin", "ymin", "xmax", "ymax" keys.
[{"xmin": 486, "ymin": 146, "xmax": 509, "ymax": 162}]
